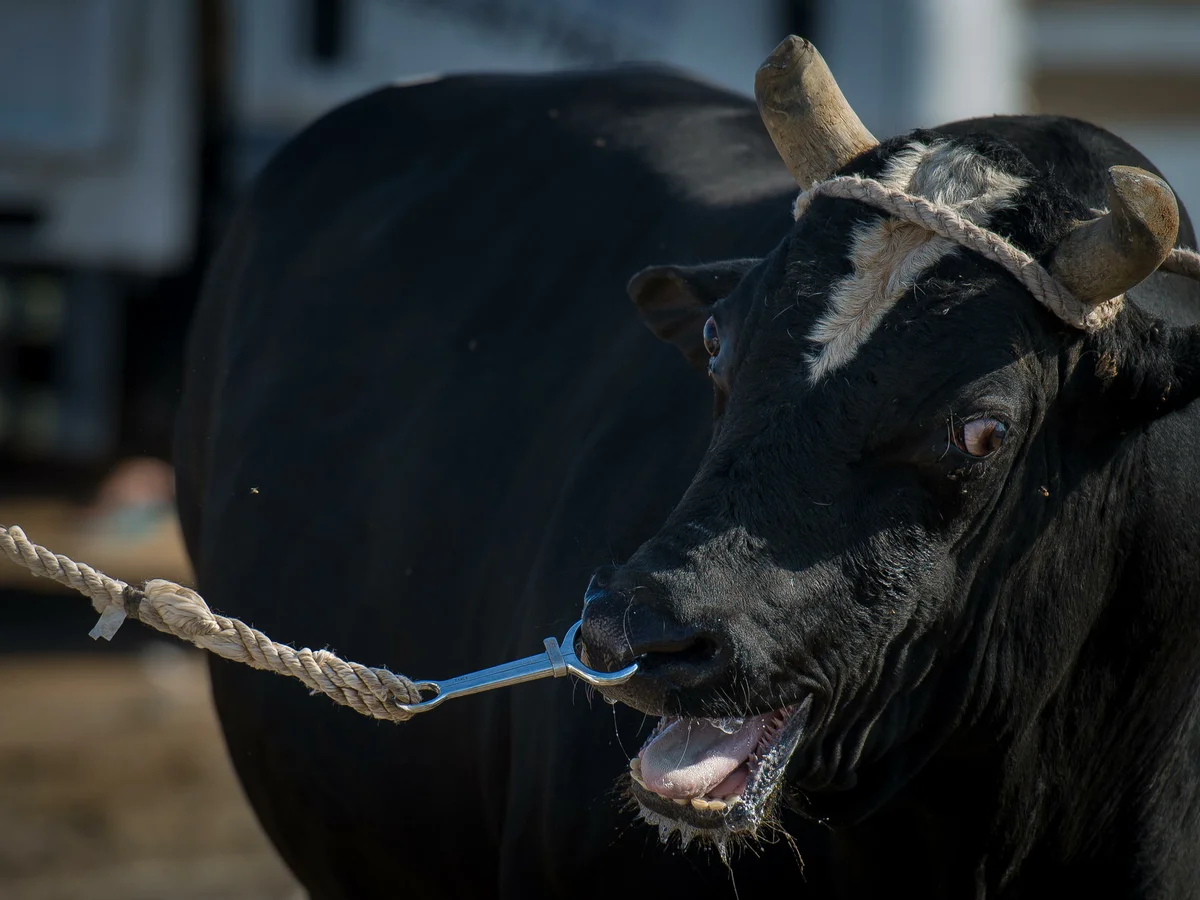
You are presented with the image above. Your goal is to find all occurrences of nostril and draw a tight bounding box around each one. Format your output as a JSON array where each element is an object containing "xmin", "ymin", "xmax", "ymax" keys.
[
  {"xmin": 579, "ymin": 574, "xmax": 728, "ymax": 687},
  {"xmin": 579, "ymin": 587, "xmax": 633, "ymax": 671},
  {"xmin": 635, "ymin": 630, "xmax": 726, "ymax": 690},
  {"xmin": 684, "ymin": 635, "xmax": 721, "ymax": 668},
  {"xmin": 583, "ymin": 566, "xmax": 616, "ymax": 607},
  {"xmin": 633, "ymin": 632, "xmax": 719, "ymax": 665}
]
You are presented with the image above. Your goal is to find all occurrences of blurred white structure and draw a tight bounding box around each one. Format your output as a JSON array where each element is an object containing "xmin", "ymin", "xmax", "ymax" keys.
[
  {"xmin": 0, "ymin": 0, "xmax": 196, "ymax": 273},
  {"xmin": 0, "ymin": 0, "xmax": 1029, "ymax": 273},
  {"xmin": 1027, "ymin": 2, "xmax": 1200, "ymax": 228},
  {"xmin": 820, "ymin": 0, "xmax": 1023, "ymax": 139},
  {"xmin": 5, "ymin": 0, "xmax": 1199, "ymax": 272}
]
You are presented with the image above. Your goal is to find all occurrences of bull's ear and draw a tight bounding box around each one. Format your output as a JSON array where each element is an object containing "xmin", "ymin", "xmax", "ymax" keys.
[{"xmin": 628, "ymin": 260, "xmax": 758, "ymax": 369}]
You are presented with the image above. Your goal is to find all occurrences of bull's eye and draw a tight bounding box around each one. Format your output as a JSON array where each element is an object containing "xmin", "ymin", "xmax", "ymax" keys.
[
  {"xmin": 702, "ymin": 317, "xmax": 720, "ymax": 357},
  {"xmin": 953, "ymin": 417, "xmax": 1008, "ymax": 458}
]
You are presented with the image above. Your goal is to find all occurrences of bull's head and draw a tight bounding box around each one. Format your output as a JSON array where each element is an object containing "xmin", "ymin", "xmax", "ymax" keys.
[{"xmin": 579, "ymin": 37, "xmax": 1200, "ymax": 848}]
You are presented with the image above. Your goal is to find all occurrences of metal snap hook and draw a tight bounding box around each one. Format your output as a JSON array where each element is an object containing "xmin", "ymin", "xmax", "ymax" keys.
[{"xmin": 394, "ymin": 619, "xmax": 637, "ymax": 714}]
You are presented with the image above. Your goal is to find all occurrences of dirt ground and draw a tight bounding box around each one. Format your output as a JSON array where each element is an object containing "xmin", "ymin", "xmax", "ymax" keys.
[{"xmin": 0, "ymin": 647, "xmax": 303, "ymax": 900}]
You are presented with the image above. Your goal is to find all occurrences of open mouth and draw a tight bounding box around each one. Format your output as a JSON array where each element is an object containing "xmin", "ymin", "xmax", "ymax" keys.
[{"xmin": 626, "ymin": 697, "xmax": 811, "ymax": 841}]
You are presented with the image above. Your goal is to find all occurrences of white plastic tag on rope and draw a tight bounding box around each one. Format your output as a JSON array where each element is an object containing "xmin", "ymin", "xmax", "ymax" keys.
[{"xmin": 88, "ymin": 606, "xmax": 127, "ymax": 641}]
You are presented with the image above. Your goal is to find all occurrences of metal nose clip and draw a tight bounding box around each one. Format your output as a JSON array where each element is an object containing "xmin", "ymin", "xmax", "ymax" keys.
[{"xmin": 394, "ymin": 620, "xmax": 638, "ymax": 714}]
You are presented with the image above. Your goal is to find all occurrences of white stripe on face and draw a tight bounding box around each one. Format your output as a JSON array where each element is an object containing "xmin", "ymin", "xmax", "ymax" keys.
[{"xmin": 805, "ymin": 142, "xmax": 1027, "ymax": 382}]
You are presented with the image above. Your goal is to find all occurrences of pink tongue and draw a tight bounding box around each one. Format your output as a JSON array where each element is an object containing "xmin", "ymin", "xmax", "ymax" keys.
[{"xmin": 638, "ymin": 714, "xmax": 770, "ymax": 800}]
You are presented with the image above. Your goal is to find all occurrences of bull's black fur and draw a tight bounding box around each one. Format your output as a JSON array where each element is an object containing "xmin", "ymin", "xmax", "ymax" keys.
[{"xmin": 177, "ymin": 66, "xmax": 1200, "ymax": 898}]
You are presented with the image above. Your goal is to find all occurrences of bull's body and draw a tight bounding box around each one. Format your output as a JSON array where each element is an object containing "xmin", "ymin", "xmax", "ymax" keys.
[
  {"xmin": 177, "ymin": 65, "xmax": 1200, "ymax": 898},
  {"xmin": 176, "ymin": 69, "xmax": 810, "ymax": 897}
]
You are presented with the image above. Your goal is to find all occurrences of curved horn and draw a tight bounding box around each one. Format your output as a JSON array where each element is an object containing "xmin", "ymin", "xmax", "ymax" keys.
[
  {"xmin": 1049, "ymin": 166, "xmax": 1180, "ymax": 307},
  {"xmin": 754, "ymin": 36, "xmax": 878, "ymax": 187}
]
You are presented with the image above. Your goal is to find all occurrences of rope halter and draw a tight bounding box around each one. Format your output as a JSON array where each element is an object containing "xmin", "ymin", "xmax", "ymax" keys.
[{"xmin": 791, "ymin": 174, "xmax": 1200, "ymax": 332}]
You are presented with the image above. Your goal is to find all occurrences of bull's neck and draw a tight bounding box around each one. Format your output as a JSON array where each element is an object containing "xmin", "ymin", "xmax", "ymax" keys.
[
  {"xmin": 831, "ymin": 427, "xmax": 1200, "ymax": 897},
  {"xmin": 981, "ymin": 427, "xmax": 1200, "ymax": 895}
]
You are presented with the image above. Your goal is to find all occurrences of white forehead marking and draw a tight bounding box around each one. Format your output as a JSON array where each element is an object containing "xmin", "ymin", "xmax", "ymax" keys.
[{"xmin": 806, "ymin": 141, "xmax": 1027, "ymax": 382}]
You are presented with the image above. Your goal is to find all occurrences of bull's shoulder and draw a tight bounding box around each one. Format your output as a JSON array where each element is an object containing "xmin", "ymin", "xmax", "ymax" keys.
[{"xmin": 246, "ymin": 66, "xmax": 793, "ymax": 219}]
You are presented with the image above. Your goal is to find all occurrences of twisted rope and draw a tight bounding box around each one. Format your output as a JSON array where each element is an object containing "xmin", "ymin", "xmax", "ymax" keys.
[
  {"xmin": 796, "ymin": 175, "xmax": 1200, "ymax": 331},
  {"xmin": 1163, "ymin": 246, "xmax": 1200, "ymax": 283},
  {"xmin": 0, "ymin": 524, "xmax": 422, "ymax": 722}
]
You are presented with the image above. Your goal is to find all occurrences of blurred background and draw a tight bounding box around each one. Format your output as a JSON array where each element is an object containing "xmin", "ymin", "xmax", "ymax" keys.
[{"xmin": 0, "ymin": 0, "xmax": 1195, "ymax": 897}]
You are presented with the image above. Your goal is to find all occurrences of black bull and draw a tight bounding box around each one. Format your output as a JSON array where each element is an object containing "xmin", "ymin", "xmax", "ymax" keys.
[{"xmin": 176, "ymin": 68, "xmax": 1200, "ymax": 898}]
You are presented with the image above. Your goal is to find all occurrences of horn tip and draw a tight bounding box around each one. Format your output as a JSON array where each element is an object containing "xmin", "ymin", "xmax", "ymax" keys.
[
  {"xmin": 757, "ymin": 35, "xmax": 816, "ymax": 80},
  {"xmin": 1106, "ymin": 165, "xmax": 1179, "ymax": 254}
]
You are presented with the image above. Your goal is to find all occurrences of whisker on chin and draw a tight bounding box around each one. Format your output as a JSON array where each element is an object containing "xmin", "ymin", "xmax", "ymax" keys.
[{"xmin": 611, "ymin": 702, "xmax": 631, "ymax": 759}]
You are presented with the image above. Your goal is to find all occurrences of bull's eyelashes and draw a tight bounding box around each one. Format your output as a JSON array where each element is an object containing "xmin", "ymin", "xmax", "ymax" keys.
[{"xmin": 952, "ymin": 417, "xmax": 1008, "ymax": 458}]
